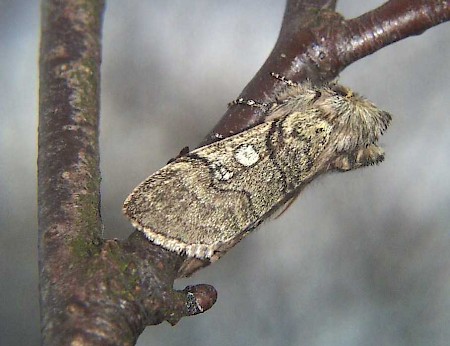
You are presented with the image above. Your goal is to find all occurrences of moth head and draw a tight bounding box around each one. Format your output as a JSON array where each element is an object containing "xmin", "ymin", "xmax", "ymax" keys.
[{"xmin": 319, "ymin": 83, "xmax": 392, "ymax": 152}]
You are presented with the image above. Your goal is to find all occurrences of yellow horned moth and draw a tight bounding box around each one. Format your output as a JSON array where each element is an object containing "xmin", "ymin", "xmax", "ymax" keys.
[{"xmin": 123, "ymin": 73, "xmax": 391, "ymax": 277}]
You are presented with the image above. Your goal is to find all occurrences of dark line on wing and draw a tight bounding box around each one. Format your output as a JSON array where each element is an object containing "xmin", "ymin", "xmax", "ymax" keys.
[
  {"xmin": 186, "ymin": 153, "xmax": 259, "ymax": 219},
  {"xmin": 266, "ymin": 120, "xmax": 288, "ymax": 193}
]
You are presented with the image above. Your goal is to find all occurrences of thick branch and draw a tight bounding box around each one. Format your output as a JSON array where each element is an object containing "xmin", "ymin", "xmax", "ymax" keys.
[
  {"xmin": 38, "ymin": 1, "xmax": 215, "ymax": 345},
  {"xmin": 38, "ymin": 0, "xmax": 104, "ymax": 342}
]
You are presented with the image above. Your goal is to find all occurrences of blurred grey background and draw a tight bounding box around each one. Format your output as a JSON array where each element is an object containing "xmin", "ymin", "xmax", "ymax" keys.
[{"xmin": 1, "ymin": 0, "xmax": 450, "ymax": 345}]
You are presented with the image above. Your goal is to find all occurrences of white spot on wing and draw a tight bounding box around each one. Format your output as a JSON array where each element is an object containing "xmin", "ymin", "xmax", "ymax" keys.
[
  {"xmin": 211, "ymin": 163, "xmax": 234, "ymax": 181},
  {"xmin": 234, "ymin": 144, "xmax": 259, "ymax": 166}
]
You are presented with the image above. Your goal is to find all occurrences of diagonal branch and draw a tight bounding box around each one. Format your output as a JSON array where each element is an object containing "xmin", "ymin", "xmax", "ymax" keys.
[{"xmin": 202, "ymin": 0, "xmax": 450, "ymax": 146}]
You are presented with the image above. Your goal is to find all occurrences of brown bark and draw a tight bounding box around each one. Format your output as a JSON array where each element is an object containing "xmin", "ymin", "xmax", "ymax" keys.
[
  {"xmin": 202, "ymin": 0, "xmax": 450, "ymax": 145},
  {"xmin": 38, "ymin": 0, "xmax": 450, "ymax": 344},
  {"xmin": 38, "ymin": 1, "xmax": 215, "ymax": 345}
]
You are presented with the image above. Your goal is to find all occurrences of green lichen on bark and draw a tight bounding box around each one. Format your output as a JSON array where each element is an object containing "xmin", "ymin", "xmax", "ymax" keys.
[
  {"xmin": 104, "ymin": 244, "xmax": 141, "ymax": 300},
  {"xmin": 70, "ymin": 232, "xmax": 101, "ymax": 260}
]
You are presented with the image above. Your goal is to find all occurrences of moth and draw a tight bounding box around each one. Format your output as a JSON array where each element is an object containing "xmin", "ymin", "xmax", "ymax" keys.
[{"xmin": 123, "ymin": 73, "xmax": 391, "ymax": 276}]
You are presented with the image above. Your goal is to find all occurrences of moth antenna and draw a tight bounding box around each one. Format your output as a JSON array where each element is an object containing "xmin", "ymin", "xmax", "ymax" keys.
[
  {"xmin": 270, "ymin": 72, "xmax": 299, "ymax": 87},
  {"xmin": 124, "ymin": 76, "xmax": 391, "ymax": 277},
  {"xmin": 228, "ymin": 97, "xmax": 270, "ymax": 110}
]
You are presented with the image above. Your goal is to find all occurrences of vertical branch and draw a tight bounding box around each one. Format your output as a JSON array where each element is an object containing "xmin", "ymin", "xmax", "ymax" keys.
[
  {"xmin": 38, "ymin": 2, "xmax": 215, "ymax": 344},
  {"xmin": 38, "ymin": 0, "xmax": 105, "ymax": 342}
]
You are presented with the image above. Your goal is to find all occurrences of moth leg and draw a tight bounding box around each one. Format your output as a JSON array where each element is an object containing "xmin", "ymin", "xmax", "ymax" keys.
[
  {"xmin": 334, "ymin": 144, "xmax": 385, "ymax": 171},
  {"xmin": 270, "ymin": 72, "xmax": 299, "ymax": 87},
  {"xmin": 228, "ymin": 98, "xmax": 271, "ymax": 110},
  {"xmin": 167, "ymin": 146, "xmax": 190, "ymax": 164}
]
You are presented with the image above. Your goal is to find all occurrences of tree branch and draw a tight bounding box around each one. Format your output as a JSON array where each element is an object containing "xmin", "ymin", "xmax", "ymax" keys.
[
  {"xmin": 39, "ymin": 1, "xmax": 215, "ymax": 344},
  {"xmin": 202, "ymin": 0, "xmax": 450, "ymax": 145},
  {"xmin": 38, "ymin": 0, "xmax": 449, "ymax": 344},
  {"xmin": 39, "ymin": 0, "xmax": 104, "ymax": 341}
]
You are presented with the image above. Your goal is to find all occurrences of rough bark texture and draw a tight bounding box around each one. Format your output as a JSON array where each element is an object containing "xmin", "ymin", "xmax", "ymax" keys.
[
  {"xmin": 38, "ymin": 1, "xmax": 216, "ymax": 345},
  {"xmin": 38, "ymin": 0, "xmax": 449, "ymax": 344}
]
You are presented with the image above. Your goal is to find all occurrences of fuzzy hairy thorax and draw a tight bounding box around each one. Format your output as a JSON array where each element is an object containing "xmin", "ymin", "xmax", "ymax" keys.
[{"xmin": 123, "ymin": 76, "xmax": 392, "ymax": 276}]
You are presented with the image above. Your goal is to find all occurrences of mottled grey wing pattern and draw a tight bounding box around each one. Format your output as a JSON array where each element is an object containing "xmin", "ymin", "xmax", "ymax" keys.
[
  {"xmin": 123, "ymin": 79, "xmax": 391, "ymax": 268},
  {"xmin": 123, "ymin": 112, "xmax": 329, "ymax": 258},
  {"xmin": 124, "ymin": 122, "xmax": 271, "ymax": 257}
]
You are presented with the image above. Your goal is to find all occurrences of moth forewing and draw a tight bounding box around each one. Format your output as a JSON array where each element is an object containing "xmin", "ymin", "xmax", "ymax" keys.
[
  {"xmin": 123, "ymin": 120, "xmax": 285, "ymax": 259},
  {"xmin": 123, "ymin": 76, "xmax": 391, "ymax": 277}
]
